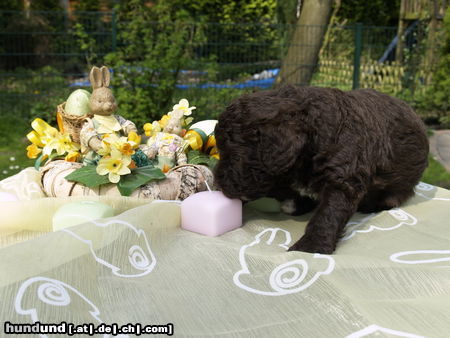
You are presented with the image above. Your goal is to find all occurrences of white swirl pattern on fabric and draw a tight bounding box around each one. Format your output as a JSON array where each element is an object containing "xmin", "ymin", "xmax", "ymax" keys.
[
  {"xmin": 342, "ymin": 208, "xmax": 417, "ymax": 241},
  {"xmin": 233, "ymin": 228, "xmax": 335, "ymax": 296},
  {"xmin": 390, "ymin": 250, "xmax": 450, "ymax": 267},
  {"xmin": 62, "ymin": 217, "xmax": 156, "ymax": 278},
  {"xmin": 14, "ymin": 276, "xmax": 128, "ymax": 338},
  {"xmin": 346, "ymin": 324, "xmax": 425, "ymax": 338}
]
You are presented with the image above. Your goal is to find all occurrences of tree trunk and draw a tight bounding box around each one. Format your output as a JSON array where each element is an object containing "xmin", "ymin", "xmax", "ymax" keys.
[{"xmin": 276, "ymin": 0, "xmax": 333, "ymax": 87}]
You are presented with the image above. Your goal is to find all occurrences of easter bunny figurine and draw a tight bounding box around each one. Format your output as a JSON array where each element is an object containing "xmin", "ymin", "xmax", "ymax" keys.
[
  {"xmin": 80, "ymin": 66, "xmax": 138, "ymax": 164},
  {"xmin": 144, "ymin": 109, "xmax": 188, "ymax": 172}
]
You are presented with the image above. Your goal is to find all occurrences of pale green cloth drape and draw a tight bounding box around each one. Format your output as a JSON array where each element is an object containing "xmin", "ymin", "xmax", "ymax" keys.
[{"xmin": 1, "ymin": 169, "xmax": 449, "ymax": 337}]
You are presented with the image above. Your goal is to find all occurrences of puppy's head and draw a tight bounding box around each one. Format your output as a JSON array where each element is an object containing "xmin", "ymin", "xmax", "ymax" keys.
[{"xmin": 214, "ymin": 89, "xmax": 307, "ymax": 200}]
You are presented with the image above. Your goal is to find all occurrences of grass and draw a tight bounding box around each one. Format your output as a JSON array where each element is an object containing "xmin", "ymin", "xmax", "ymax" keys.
[
  {"xmin": 0, "ymin": 115, "xmax": 34, "ymax": 180},
  {"xmin": 421, "ymin": 155, "xmax": 450, "ymax": 189}
]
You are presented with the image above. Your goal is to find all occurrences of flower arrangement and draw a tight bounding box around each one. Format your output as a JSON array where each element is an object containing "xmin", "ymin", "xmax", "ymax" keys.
[
  {"xmin": 26, "ymin": 118, "xmax": 80, "ymax": 168},
  {"xmin": 25, "ymin": 96, "xmax": 218, "ymax": 197}
]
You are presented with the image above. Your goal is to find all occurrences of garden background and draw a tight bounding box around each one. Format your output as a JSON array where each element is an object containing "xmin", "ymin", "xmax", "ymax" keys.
[{"xmin": 1, "ymin": 0, "xmax": 449, "ymax": 186}]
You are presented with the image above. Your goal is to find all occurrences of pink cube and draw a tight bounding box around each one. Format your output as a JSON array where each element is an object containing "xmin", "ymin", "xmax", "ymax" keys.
[{"xmin": 181, "ymin": 191, "xmax": 242, "ymax": 236}]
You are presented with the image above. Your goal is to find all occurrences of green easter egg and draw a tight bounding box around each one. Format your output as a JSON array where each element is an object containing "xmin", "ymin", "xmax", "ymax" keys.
[
  {"xmin": 246, "ymin": 197, "xmax": 281, "ymax": 213},
  {"xmin": 65, "ymin": 89, "xmax": 91, "ymax": 116},
  {"xmin": 52, "ymin": 200, "xmax": 114, "ymax": 231}
]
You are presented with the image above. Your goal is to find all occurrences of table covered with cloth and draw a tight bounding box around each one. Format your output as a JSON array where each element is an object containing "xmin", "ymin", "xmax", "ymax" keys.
[{"xmin": 0, "ymin": 168, "xmax": 449, "ymax": 337}]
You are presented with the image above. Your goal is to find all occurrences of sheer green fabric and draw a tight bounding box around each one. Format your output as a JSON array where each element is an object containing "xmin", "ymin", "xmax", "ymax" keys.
[{"xmin": 1, "ymin": 169, "xmax": 449, "ymax": 337}]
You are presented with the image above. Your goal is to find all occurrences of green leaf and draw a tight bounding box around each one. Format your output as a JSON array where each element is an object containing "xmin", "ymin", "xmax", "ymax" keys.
[
  {"xmin": 34, "ymin": 153, "xmax": 45, "ymax": 171},
  {"xmin": 65, "ymin": 165, "xmax": 110, "ymax": 188},
  {"xmin": 187, "ymin": 150, "xmax": 210, "ymax": 165},
  {"xmin": 187, "ymin": 150, "xmax": 218, "ymax": 169},
  {"xmin": 208, "ymin": 156, "xmax": 219, "ymax": 170},
  {"xmin": 117, "ymin": 165, "xmax": 166, "ymax": 196}
]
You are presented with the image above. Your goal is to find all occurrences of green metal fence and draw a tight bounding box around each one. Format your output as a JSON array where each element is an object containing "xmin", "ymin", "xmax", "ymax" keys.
[{"xmin": 0, "ymin": 10, "xmax": 434, "ymax": 119}]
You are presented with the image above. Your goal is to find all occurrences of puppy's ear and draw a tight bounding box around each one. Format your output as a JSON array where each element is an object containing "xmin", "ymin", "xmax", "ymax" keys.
[
  {"xmin": 258, "ymin": 124, "xmax": 306, "ymax": 175},
  {"xmin": 256, "ymin": 100, "xmax": 307, "ymax": 175}
]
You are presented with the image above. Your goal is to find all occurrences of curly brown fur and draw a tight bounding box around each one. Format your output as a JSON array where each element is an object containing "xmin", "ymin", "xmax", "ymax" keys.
[{"xmin": 214, "ymin": 85, "xmax": 429, "ymax": 254}]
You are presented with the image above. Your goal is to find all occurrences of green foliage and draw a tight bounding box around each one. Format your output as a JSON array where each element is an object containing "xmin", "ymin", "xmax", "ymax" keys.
[
  {"xmin": 415, "ymin": 7, "xmax": 450, "ymax": 126},
  {"xmin": 65, "ymin": 164, "xmax": 166, "ymax": 196},
  {"xmin": 65, "ymin": 165, "xmax": 110, "ymax": 188},
  {"xmin": 71, "ymin": 23, "xmax": 98, "ymax": 69},
  {"xmin": 174, "ymin": 87, "xmax": 247, "ymax": 121},
  {"xmin": 0, "ymin": 66, "xmax": 70, "ymax": 123},
  {"xmin": 0, "ymin": 115, "xmax": 34, "ymax": 180},
  {"xmin": 0, "ymin": 0, "xmax": 63, "ymax": 11},
  {"xmin": 117, "ymin": 165, "xmax": 166, "ymax": 196},
  {"xmin": 337, "ymin": 0, "xmax": 400, "ymax": 26},
  {"xmin": 187, "ymin": 150, "xmax": 218, "ymax": 170},
  {"xmin": 168, "ymin": 0, "xmax": 276, "ymax": 23},
  {"xmin": 105, "ymin": 0, "xmax": 208, "ymax": 126},
  {"xmin": 421, "ymin": 155, "xmax": 450, "ymax": 190},
  {"xmin": 73, "ymin": 0, "xmax": 114, "ymax": 12}
]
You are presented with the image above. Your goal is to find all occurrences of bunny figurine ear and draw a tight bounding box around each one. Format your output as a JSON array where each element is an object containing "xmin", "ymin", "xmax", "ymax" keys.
[
  {"xmin": 100, "ymin": 66, "xmax": 110, "ymax": 87},
  {"xmin": 89, "ymin": 66, "xmax": 103, "ymax": 89}
]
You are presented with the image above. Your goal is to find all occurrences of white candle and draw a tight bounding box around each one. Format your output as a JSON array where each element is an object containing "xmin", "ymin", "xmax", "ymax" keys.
[{"xmin": 181, "ymin": 191, "xmax": 242, "ymax": 236}]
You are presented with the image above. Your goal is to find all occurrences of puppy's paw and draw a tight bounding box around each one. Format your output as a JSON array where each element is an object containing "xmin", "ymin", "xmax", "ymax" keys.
[{"xmin": 288, "ymin": 235, "xmax": 335, "ymax": 254}]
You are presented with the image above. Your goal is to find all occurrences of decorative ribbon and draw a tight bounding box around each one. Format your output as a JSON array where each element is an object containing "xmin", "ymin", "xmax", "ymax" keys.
[{"xmin": 184, "ymin": 128, "xmax": 219, "ymax": 159}]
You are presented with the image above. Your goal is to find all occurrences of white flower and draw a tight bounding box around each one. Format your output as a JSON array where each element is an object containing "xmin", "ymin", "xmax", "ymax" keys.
[
  {"xmin": 169, "ymin": 98, "xmax": 196, "ymax": 116},
  {"xmin": 9, "ymin": 157, "xmax": 15, "ymax": 162}
]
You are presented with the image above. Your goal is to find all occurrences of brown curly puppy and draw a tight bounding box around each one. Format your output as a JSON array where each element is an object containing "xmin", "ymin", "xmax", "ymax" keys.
[{"xmin": 214, "ymin": 85, "xmax": 429, "ymax": 254}]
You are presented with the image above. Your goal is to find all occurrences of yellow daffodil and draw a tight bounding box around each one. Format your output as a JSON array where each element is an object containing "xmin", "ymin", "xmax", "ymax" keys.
[
  {"xmin": 144, "ymin": 121, "xmax": 162, "ymax": 137},
  {"xmin": 169, "ymin": 99, "xmax": 196, "ymax": 116},
  {"xmin": 96, "ymin": 148, "xmax": 132, "ymax": 183},
  {"xmin": 65, "ymin": 151, "xmax": 81, "ymax": 162},
  {"xmin": 44, "ymin": 132, "xmax": 80, "ymax": 156},
  {"xmin": 99, "ymin": 133, "xmax": 140, "ymax": 156},
  {"xmin": 120, "ymin": 142, "xmax": 135, "ymax": 156},
  {"xmin": 127, "ymin": 131, "xmax": 141, "ymax": 146},
  {"xmin": 159, "ymin": 115, "xmax": 171, "ymax": 129},
  {"xmin": 26, "ymin": 118, "xmax": 59, "ymax": 147},
  {"xmin": 26, "ymin": 118, "xmax": 79, "ymax": 161},
  {"xmin": 26, "ymin": 144, "xmax": 42, "ymax": 159}
]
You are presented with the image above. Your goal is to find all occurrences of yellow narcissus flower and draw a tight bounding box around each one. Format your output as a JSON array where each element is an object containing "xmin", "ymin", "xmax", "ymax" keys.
[
  {"xmin": 26, "ymin": 144, "xmax": 42, "ymax": 159},
  {"xmin": 99, "ymin": 133, "xmax": 140, "ymax": 157},
  {"xmin": 44, "ymin": 132, "xmax": 80, "ymax": 156},
  {"xmin": 127, "ymin": 131, "xmax": 141, "ymax": 146},
  {"xmin": 120, "ymin": 142, "xmax": 135, "ymax": 156},
  {"xmin": 159, "ymin": 115, "xmax": 171, "ymax": 129},
  {"xmin": 26, "ymin": 118, "xmax": 59, "ymax": 148},
  {"xmin": 26, "ymin": 118, "xmax": 79, "ymax": 159},
  {"xmin": 65, "ymin": 151, "xmax": 81, "ymax": 162},
  {"xmin": 96, "ymin": 148, "xmax": 132, "ymax": 183},
  {"xmin": 170, "ymin": 99, "xmax": 196, "ymax": 116},
  {"xmin": 144, "ymin": 122, "xmax": 159, "ymax": 137}
]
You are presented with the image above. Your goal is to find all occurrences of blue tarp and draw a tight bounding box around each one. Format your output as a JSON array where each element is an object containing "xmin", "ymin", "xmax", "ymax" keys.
[{"xmin": 70, "ymin": 69, "xmax": 279, "ymax": 90}]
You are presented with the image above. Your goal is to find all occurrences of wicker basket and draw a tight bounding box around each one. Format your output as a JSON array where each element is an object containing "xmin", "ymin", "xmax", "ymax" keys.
[{"xmin": 56, "ymin": 102, "xmax": 90, "ymax": 144}]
